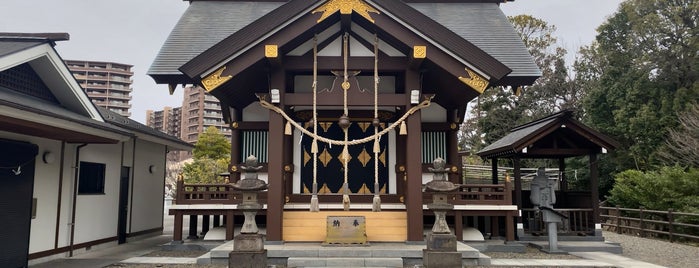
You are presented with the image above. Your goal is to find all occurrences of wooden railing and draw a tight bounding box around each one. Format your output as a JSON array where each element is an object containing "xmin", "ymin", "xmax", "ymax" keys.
[
  {"xmin": 423, "ymin": 182, "xmax": 512, "ymax": 206},
  {"xmin": 600, "ymin": 206, "xmax": 699, "ymax": 243},
  {"xmin": 523, "ymin": 208, "xmax": 595, "ymax": 235},
  {"xmin": 175, "ymin": 179, "xmax": 513, "ymax": 207},
  {"xmin": 175, "ymin": 180, "xmax": 241, "ymax": 204}
]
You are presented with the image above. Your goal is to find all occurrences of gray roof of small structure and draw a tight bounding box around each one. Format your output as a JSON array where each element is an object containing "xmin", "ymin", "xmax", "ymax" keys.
[
  {"xmin": 477, "ymin": 110, "xmax": 620, "ymax": 158},
  {"xmin": 0, "ymin": 87, "xmax": 131, "ymax": 136},
  {"xmin": 149, "ymin": 1, "xmax": 539, "ymax": 85},
  {"xmin": 0, "ymin": 40, "xmax": 42, "ymax": 58},
  {"xmin": 96, "ymin": 106, "xmax": 194, "ymax": 150}
]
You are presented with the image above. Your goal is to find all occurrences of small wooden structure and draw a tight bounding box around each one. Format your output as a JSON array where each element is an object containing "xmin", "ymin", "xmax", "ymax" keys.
[{"xmin": 477, "ymin": 110, "xmax": 620, "ymax": 236}]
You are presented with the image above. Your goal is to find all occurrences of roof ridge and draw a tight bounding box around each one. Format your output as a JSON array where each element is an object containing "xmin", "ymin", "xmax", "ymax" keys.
[
  {"xmin": 509, "ymin": 109, "xmax": 573, "ymax": 131},
  {"xmin": 0, "ymin": 32, "xmax": 70, "ymax": 42}
]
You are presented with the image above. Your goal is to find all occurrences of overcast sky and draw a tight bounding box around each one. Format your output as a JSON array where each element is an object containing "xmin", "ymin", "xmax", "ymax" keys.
[{"xmin": 0, "ymin": 0, "xmax": 623, "ymax": 124}]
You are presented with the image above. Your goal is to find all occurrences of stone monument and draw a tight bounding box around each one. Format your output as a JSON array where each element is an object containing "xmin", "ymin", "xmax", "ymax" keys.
[
  {"xmin": 530, "ymin": 167, "xmax": 567, "ymax": 253},
  {"xmin": 228, "ymin": 155, "xmax": 268, "ymax": 268},
  {"xmin": 423, "ymin": 157, "xmax": 461, "ymax": 268}
]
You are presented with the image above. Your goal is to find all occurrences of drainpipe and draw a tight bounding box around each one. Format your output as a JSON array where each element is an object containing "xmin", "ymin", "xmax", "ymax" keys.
[{"xmin": 69, "ymin": 143, "xmax": 87, "ymax": 257}]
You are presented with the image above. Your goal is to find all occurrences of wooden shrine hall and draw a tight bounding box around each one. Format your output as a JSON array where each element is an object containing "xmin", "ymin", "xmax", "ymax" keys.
[{"xmin": 149, "ymin": 0, "xmax": 540, "ymax": 243}]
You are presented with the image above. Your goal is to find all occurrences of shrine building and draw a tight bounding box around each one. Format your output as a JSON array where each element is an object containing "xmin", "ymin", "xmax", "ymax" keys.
[{"xmin": 149, "ymin": 0, "xmax": 541, "ymax": 243}]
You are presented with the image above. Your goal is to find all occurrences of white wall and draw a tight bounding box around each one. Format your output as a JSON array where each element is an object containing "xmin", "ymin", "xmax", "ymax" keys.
[
  {"xmin": 0, "ymin": 131, "xmax": 63, "ymax": 254},
  {"xmin": 2, "ymin": 131, "xmax": 170, "ymax": 258},
  {"xmin": 73, "ymin": 143, "xmax": 122, "ymax": 244},
  {"xmin": 128, "ymin": 139, "xmax": 166, "ymax": 233}
]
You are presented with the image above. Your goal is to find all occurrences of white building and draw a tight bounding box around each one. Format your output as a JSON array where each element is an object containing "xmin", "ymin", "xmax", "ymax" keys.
[{"xmin": 0, "ymin": 33, "xmax": 192, "ymax": 267}]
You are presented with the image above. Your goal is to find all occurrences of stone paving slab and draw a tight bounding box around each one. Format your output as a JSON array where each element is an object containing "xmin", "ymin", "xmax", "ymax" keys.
[{"xmin": 120, "ymin": 257, "xmax": 197, "ymax": 264}]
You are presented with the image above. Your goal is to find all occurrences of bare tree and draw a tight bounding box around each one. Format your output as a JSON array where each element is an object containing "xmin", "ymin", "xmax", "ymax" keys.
[{"xmin": 660, "ymin": 103, "xmax": 699, "ymax": 167}]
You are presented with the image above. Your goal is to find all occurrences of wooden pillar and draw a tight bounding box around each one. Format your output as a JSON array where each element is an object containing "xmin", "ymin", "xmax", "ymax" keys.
[
  {"xmin": 201, "ymin": 215, "xmax": 210, "ymax": 235},
  {"xmin": 491, "ymin": 158, "xmax": 498, "ymax": 184},
  {"xmin": 213, "ymin": 215, "xmax": 220, "ymax": 227},
  {"xmin": 513, "ymin": 157, "xmax": 522, "ymax": 223},
  {"xmin": 559, "ymin": 158, "xmax": 567, "ymax": 192},
  {"xmin": 491, "ymin": 216, "xmax": 500, "ymax": 237},
  {"xmin": 266, "ymin": 67, "xmax": 285, "ymax": 242},
  {"xmin": 505, "ymin": 212, "xmax": 515, "ymax": 241},
  {"xmin": 405, "ymin": 70, "xmax": 423, "ymax": 242},
  {"xmin": 230, "ymin": 108, "xmax": 241, "ymax": 182},
  {"xmin": 187, "ymin": 215, "xmax": 198, "ymax": 239},
  {"xmin": 226, "ymin": 210, "xmax": 235, "ymax": 241},
  {"xmin": 173, "ymin": 212, "xmax": 183, "ymax": 242},
  {"xmin": 590, "ymin": 153, "xmax": 600, "ymax": 224},
  {"xmin": 447, "ymin": 127, "xmax": 460, "ymax": 184},
  {"xmin": 455, "ymin": 211, "xmax": 463, "ymax": 241}
]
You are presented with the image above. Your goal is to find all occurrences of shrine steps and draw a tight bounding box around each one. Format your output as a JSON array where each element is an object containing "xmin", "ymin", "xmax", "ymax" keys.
[{"xmin": 202, "ymin": 241, "xmax": 489, "ymax": 267}]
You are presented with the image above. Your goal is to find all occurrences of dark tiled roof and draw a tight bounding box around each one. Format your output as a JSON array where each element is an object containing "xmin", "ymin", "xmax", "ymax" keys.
[
  {"xmin": 150, "ymin": 1, "xmax": 538, "ymax": 85},
  {"xmin": 477, "ymin": 110, "xmax": 620, "ymax": 158},
  {"xmin": 178, "ymin": 0, "xmax": 318, "ymax": 78},
  {"xmin": 96, "ymin": 106, "xmax": 193, "ymax": 149},
  {"xmin": 407, "ymin": 3, "xmax": 541, "ymax": 79},
  {"xmin": 148, "ymin": 1, "xmax": 285, "ymax": 82},
  {"xmin": 372, "ymin": 0, "xmax": 511, "ymax": 80}
]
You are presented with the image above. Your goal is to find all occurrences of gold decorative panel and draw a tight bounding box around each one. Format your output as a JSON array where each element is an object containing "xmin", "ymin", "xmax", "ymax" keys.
[
  {"xmin": 358, "ymin": 148, "xmax": 372, "ymax": 167},
  {"xmin": 319, "ymin": 148, "xmax": 333, "ymax": 167},
  {"xmin": 458, "ymin": 67, "xmax": 489, "ymax": 94},
  {"xmin": 265, "ymin": 45, "xmax": 278, "ymax": 58},
  {"xmin": 201, "ymin": 66, "xmax": 232, "ymax": 92},
  {"xmin": 312, "ymin": 0, "xmax": 380, "ymax": 23},
  {"xmin": 413, "ymin": 46, "xmax": 426, "ymax": 59}
]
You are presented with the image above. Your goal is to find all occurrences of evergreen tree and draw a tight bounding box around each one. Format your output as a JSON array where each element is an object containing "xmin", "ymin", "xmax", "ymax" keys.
[{"xmin": 183, "ymin": 126, "xmax": 231, "ymax": 184}]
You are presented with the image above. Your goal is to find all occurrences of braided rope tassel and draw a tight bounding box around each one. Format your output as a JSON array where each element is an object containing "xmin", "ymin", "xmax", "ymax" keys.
[
  {"xmin": 310, "ymin": 34, "xmax": 319, "ymax": 212},
  {"xmin": 372, "ymin": 34, "xmax": 381, "ymax": 212}
]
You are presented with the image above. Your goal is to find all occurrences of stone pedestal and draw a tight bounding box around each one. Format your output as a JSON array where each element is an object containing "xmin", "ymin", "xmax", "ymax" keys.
[
  {"xmin": 228, "ymin": 250, "xmax": 268, "ymax": 268},
  {"xmin": 423, "ymin": 250, "xmax": 462, "ymax": 268},
  {"xmin": 426, "ymin": 233, "xmax": 457, "ymax": 251}
]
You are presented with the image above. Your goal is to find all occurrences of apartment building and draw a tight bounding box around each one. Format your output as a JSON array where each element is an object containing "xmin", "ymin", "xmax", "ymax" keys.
[
  {"xmin": 146, "ymin": 106, "xmax": 182, "ymax": 138},
  {"xmin": 145, "ymin": 85, "xmax": 230, "ymax": 160},
  {"xmin": 180, "ymin": 85, "xmax": 231, "ymax": 143},
  {"xmin": 65, "ymin": 60, "xmax": 133, "ymax": 117}
]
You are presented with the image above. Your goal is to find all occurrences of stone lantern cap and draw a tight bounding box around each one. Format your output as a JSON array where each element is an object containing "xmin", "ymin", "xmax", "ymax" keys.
[
  {"xmin": 424, "ymin": 157, "xmax": 459, "ymax": 192},
  {"xmin": 231, "ymin": 155, "xmax": 268, "ymax": 191}
]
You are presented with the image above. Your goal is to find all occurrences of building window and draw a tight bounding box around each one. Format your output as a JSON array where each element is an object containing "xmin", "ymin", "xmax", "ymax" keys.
[
  {"xmin": 78, "ymin": 161, "xmax": 106, "ymax": 194},
  {"xmin": 421, "ymin": 131, "xmax": 447, "ymax": 163}
]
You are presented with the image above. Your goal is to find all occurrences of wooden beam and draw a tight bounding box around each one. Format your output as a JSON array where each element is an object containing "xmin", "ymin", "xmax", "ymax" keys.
[
  {"xmin": 590, "ymin": 153, "xmax": 600, "ymax": 224},
  {"xmin": 283, "ymin": 55, "xmax": 408, "ymax": 72},
  {"xmin": 513, "ymin": 157, "xmax": 522, "ymax": 224},
  {"xmin": 284, "ymin": 93, "xmax": 406, "ymax": 106},
  {"xmin": 230, "ymin": 108, "xmax": 241, "ymax": 182},
  {"xmin": 405, "ymin": 68, "xmax": 423, "ymax": 242},
  {"xmin": 266, "ymin": 67, "xmax": 286, "ymax": 242}
]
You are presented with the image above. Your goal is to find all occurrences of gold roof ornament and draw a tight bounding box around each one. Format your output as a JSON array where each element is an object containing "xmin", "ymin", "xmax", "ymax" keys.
[
  {"xmin": 458, "ymin": 67, "xmax": 489, "ymax": 94},
  {"xmin": 312, "ymin": 0, "xmax": 380, "ymax": 23},
  {"xmin": 201, "ymin": 66, "xmax": 232, "ymax": 92}
]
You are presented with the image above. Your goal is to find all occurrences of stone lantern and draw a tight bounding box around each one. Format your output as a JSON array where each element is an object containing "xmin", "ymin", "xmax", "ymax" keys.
[
  {"xmin": 229, "ymin": 155, "xmax": 268, "ymax": 268},
  {"xmin": 423, "ymin": 157, "xmax": 461, "ymax": 268}
]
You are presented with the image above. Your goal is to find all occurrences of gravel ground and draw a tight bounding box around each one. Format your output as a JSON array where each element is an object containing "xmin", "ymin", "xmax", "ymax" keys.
[
  {"xmin": 603, "ymin": 231, "xmax": 699, "ymax": 268},
  {"xmin": 484, "ymin": 245, "xmax": 581, "ymax": 259}
]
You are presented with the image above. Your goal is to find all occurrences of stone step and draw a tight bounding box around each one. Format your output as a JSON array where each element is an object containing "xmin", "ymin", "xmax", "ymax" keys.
[{"xmin": 287, "ymin": 257, "xmax": 404, "ymax": 268}]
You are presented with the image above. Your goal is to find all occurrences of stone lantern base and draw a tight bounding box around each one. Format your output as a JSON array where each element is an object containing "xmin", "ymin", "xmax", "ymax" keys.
[
  {"xmin": 229, "ymin": 234, "xmax": 267, "ymax": 268},
  {"xmin": 423, "ymin": 232, "xmax": 461, "ymax": 268},
  {"xmin": 228, "ymin": 249, "xmax": 267, "ymax": 268}
]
